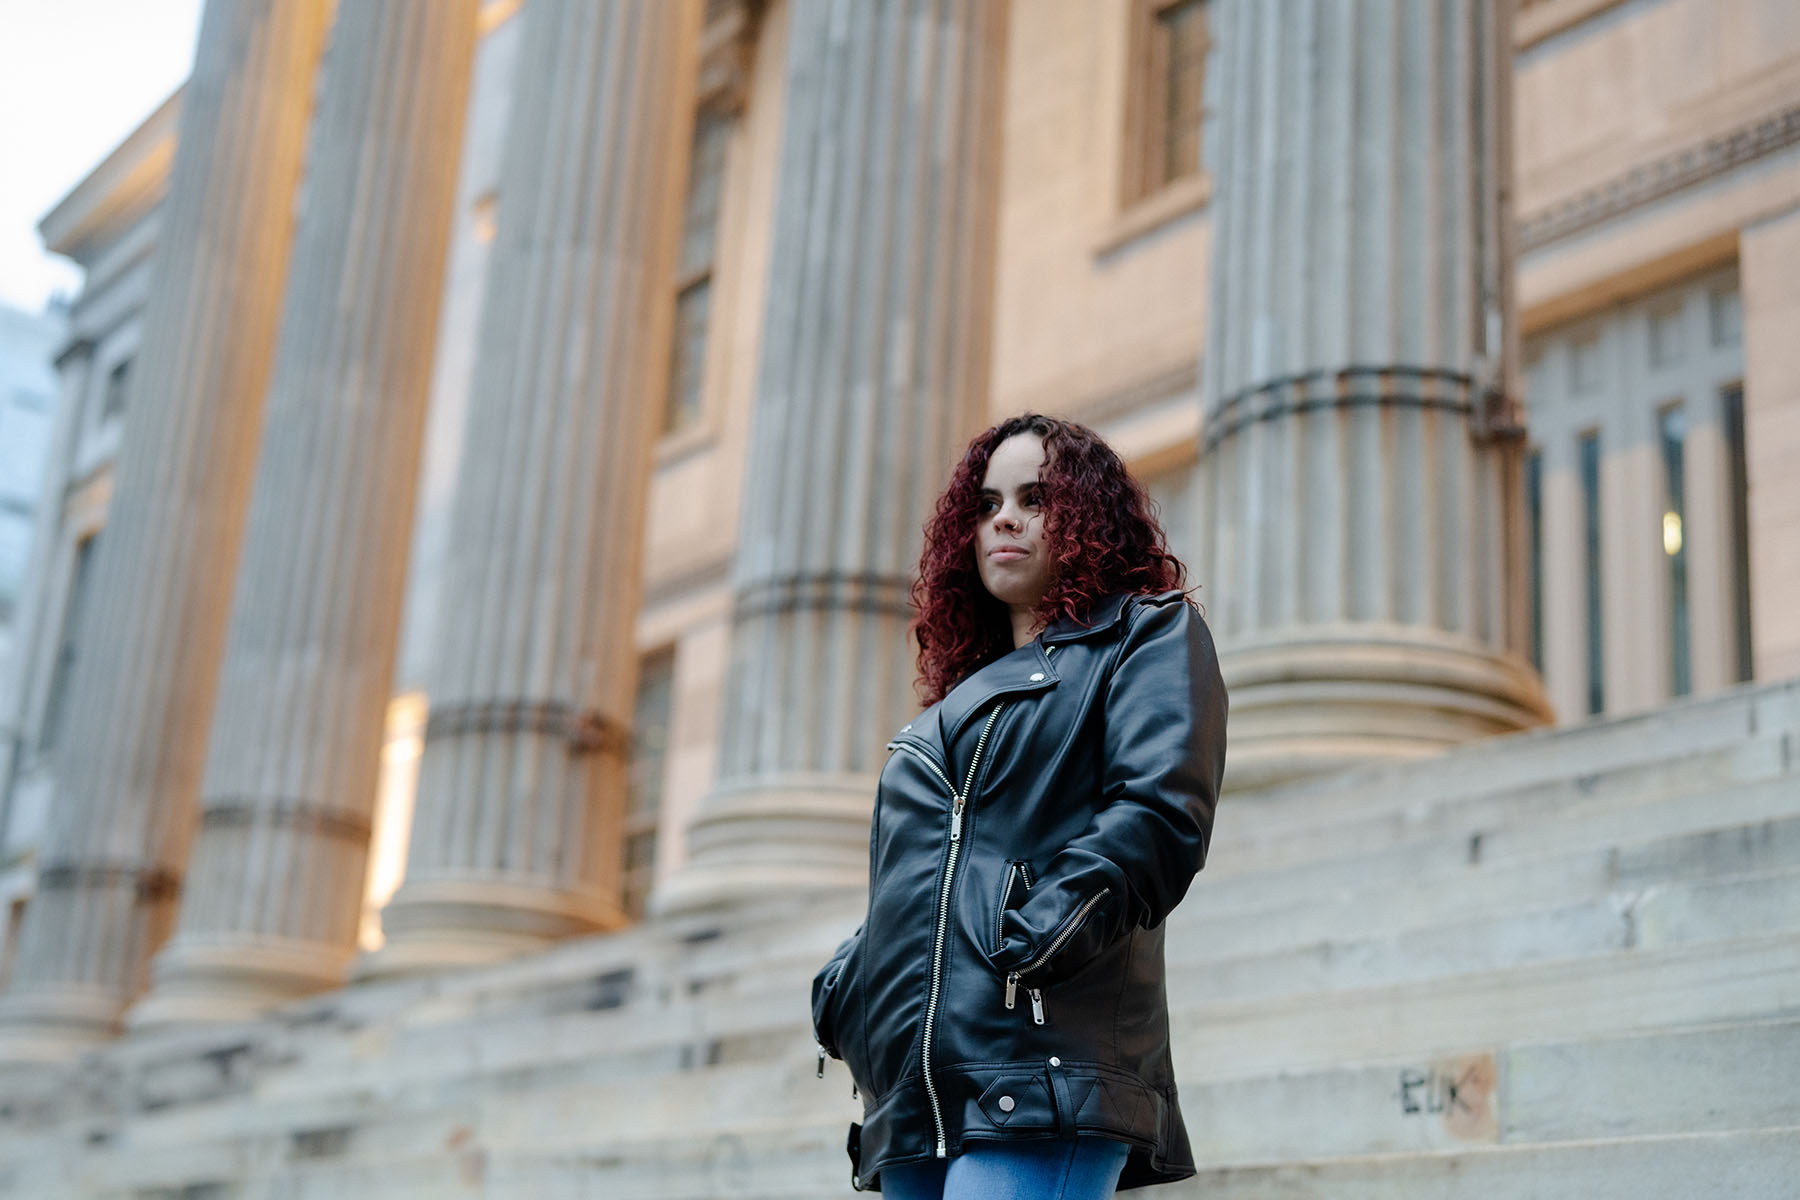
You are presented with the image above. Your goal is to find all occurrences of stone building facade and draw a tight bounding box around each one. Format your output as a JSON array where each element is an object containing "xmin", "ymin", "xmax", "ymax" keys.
[{"xmin": 0, "ymin": 0, "xmax": 1796, "ymax": 1194}]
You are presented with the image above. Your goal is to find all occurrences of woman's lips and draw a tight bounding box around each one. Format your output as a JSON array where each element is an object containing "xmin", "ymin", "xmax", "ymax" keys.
[{"xmin": 988, "ymin": 547, "xmax": 1029, "ymax": 560}]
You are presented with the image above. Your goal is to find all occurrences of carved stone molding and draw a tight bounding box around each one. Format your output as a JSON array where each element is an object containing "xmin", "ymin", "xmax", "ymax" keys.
[{"xmin": 1520, "ymin": 104, "xmax": 1800, "ymax": 252}]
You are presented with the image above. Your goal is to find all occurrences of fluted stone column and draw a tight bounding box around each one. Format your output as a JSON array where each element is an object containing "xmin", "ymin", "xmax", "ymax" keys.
[
  {"xmin": 0, "ymin": 0, "xmax": 330, "ymax": 1060},
  {"xmin": 126, "ymin": 0, "xmax": 480, "ymax": 1029},
  {"xmin": 1196, "ymin": 0, "xmax": 1551, "ymax": 790},
  {"xmin": 654, "ymin": 0, "xmax": 1009, "ymax": 914},
  {"xmin": 366, "ymin": 0, "xmax": 692, "ymax": 974}
]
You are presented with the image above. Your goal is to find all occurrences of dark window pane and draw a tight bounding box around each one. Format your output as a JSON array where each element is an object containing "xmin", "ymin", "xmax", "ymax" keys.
[
  {"xmin": 624, "ymin": 650, "xmax": 676, "ymax": 919},
  {"xmin": 103, "ymin": 358, "xmax": 132, "ymax": 421},
  {"xmin": 678, "ymin": 109, "xmax": 733, "ymax": 281},
  {"xmin": 1525, "ymin": 449, "xmax": 1543, "ymax": 673},
  {"xmin": 1579, "ymin": 431, "xmax": 1604, "ymax": 716},
  {"xmin": 1157, "ymin": 0, "xmax": 1207, "ymax": 186},
  {"xmin": 40, "ymin": 535, "xmax": 99, "ymax": 751},
  {"xmin": 1721, "ymin": 384, "xmax": 1753, "ymax": 683},
  {"xmin": 1658, "ymin": 405, "xmax": 1689, "ymax": 697},
  {"xmin": 664, "ymin": 278, "xmax": 712, "ymax": 436}
]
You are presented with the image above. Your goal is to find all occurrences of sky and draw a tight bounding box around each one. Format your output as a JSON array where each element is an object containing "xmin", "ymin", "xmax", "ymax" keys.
[{"xmin": 0, "ymin": 0, "xmax": 204, "ymax": 314}]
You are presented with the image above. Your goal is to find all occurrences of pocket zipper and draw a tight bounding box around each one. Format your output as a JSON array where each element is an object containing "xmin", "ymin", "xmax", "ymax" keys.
[
  {"xmin": 993, "ymin": 860, "xmax": 1033, "ymax": 954},
  {"xmin": 1003, "ymin": 887, "xmax": 1112, "ymax": 1026}
]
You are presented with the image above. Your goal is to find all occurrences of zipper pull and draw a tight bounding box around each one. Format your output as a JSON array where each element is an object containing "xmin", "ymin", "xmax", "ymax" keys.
[
  {"xmin": 950, "ymin": 802, "xmax": 964, "ymax": 841},
  {"xmin": 1029, "ymin": 988, "xmax": 1046, "ymax": 1026},
  {"xmin": 936, "ymin": 1137, "xmax": 948, "ymax": 1159},
  {"xmin": 816, "ymin": 1040, "xmax": 827, "ymax": 1077},
  {"xmin": 1005, "ymin": 972, "xmax": 1019, "ymax": 1009},
  {"xmin": 851, "ymin": 1082, "xmax": 859, "ymax": 1100}
]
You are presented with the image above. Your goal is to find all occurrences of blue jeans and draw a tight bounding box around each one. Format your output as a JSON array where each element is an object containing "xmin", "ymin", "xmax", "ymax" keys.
[{"xmin": 879, "ymin": 1138, "xmax": 1130, "ymax": 1200}]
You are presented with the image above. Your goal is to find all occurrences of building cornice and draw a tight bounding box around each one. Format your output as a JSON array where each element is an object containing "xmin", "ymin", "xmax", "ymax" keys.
[
  {"xmin": 37, "ymin": 87, "xmax": 182, "ymax": 264},
  {"xmin": 1519, "ymin": 102, "xmax": 1800, "ymax": 253}
]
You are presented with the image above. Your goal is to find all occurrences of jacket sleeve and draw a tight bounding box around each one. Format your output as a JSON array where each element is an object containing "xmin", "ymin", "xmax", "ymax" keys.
[{"xmin": 993, "ymin": 596, "xmax": 1227, "ymax": 981}]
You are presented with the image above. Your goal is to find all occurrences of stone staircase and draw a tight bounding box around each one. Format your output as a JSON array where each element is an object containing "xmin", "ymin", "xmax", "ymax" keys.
[{"xmin": 0, "ymin": 678, "xmax": 1795, "ymax": 1198}]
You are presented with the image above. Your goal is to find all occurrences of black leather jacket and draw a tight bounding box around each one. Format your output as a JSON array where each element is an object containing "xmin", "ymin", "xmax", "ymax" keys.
[{"xmin": 811, "ymin": 589, "xmax": 1227, "ymax": 1191}]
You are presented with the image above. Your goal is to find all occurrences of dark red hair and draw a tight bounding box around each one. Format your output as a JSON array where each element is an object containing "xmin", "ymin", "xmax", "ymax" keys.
[{"xmin": 910, "ymin": 413, "xmax": 1190, "ymax": 705}]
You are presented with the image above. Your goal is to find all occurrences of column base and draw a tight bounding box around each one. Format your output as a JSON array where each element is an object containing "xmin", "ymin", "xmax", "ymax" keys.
[
  {"xmin": 0, "ymin": 986, "xmax": 124, "ymax": 1063},
  {"xmin": 650, "ymin": 773, "xmax": 876, "ymax": 916},
  {"xmin": 127, "ymin": 936, "xmax": 354, "ymax": 1030},
  {"xmin": 356, "ymin": 876, "xmax": 628, "ymax": 981},
  {"xmin": 1219, "ymin": 624, "xmax": 1554, "ymax": 792}
]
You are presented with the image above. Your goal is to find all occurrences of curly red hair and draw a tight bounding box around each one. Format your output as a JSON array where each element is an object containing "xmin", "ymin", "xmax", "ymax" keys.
[{"xmin": 910, "ymin": 413, "xmax": 1191, "ymax": 704}]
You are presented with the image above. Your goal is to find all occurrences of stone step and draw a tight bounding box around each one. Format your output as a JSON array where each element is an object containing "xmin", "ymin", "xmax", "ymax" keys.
[
  {"xmin": 1180, "ymin": 1017, "xmax": 1800, "ymax": 1165},
  {"xmin": 264, "ymin": 778, "xmax": 1800, "ymax": 1080},
  {"xmin": 1169, "ymin": 866, "xmax": 1800, "ymax": 1005},
  {"xmin": 140, "ymin": 1016, "xmax": 1800, "ymax": 1170},
  {"xmin": 1170, "ymin": 930, "xmax": 1800, "ymax": 1082},
  {"xmin": 68, "ymin": 1107, "xmax": 1800, "ymax": 1200},
  {"xmin": 1188, "ymin": 774, "xmax": 1800, "ymax": 918},
  {"xmin": 1215, "ymin": 733, "xmax": 1788, "ymax": 875},
  {"xmin": 94, "ymin": 922, "xmax": 1798, "ymax": 1151},
  {"xmin": 45, "ymin": 1015, "xmax": 1800, "ymax": 1199},
  {"xmin": 170, "ymin": 849, "xmax": 1796, "ymax": 1114},
  {"xmin": 1161, "ymin": 1125, "xmax": 1800, "ymax": 1200},
  {"xmin": 1178, "ymin": 811, "xmax": 1800, "ymax": 958},
  {"xmin": 1234, "ymin": 679, "xmax": 1796, "ymax": 830}
]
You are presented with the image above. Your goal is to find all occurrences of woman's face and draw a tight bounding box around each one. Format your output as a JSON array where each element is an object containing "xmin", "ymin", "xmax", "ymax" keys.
[{"xmin": 974, "ymin": 432, "xmax": 1053, "ymax": 613}]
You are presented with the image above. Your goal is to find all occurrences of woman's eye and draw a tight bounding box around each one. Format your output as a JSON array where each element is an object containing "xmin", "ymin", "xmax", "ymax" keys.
[{"xmin": 977, "ymin": 497, "xmax": 998, "ymax": 513}]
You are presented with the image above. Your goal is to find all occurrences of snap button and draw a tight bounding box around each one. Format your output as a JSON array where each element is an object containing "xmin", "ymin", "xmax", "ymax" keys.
[
  {"xmin": 1028, "ymin": 672, "xmax": 1045, "ymax": 682},
  {"xmin": 1048, "ymin": 1056, "xmax": 1061, "ymax": 1067},
  {"xmin": 901, "ymin": 723, "xmax": 912, "ymax": 732},
  {"xmin": 998, "ymin": 1095, "xmax": 1015, "ymax": 1112}
]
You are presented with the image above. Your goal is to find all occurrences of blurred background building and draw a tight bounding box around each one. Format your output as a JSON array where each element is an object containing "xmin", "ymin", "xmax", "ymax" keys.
[{"xmin": 0, "ymin": 0, "xmax": 1795, "ymax": 1194}]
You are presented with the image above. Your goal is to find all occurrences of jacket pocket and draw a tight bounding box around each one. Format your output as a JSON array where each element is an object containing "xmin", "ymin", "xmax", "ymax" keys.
[
  {"xmin": 812, "ymin": 933, "xmax": 860, "ymax": 1060},
  {"xmin": 992, "ymin": 860, "xmax": 1034, "ymax": 956}
]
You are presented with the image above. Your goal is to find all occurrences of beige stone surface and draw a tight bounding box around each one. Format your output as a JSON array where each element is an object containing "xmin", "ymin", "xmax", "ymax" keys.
[
  {"xmin": 1514, "ymin": 0, "xmax": 1800, "ymax": 217},
  {"xmin": 1740, "ymin": 205, "xmax": 1800, "ymax": 681},
  {"xmin": 987, "ymin": 0, "xmax": 1209, "ymax": 422}
]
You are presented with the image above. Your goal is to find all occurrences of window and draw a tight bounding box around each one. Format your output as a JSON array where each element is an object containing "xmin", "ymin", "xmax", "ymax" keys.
[
  {"xmin": 1569, "ymin": 333, "xmax": 1601, "ymax": 394},
  {"xmin": 0, "ymin": 897, "xmax": 26, "ymax": 991},
  {"xmin": 1648, "ymin": 303, "xmax": 1684, "ymax": 369},
  {"xmin": 1658, "ymin": 405, "xmax": 1689, "ymax": 697},
  {"xmin": 664, "ymin": 107, "xmax": 734, "ymax": 437},
  {"xmin": 624, "ymin": 649, "xmax": 676, "ymax": 920},
  {"xmin": 102, "ymin": 358, "xmax": 132, "ymax": 421},
  {"xmin": 1709, "ymin": 287, "xmax": 1742, "ymax": 349},
  {"xmin": 1123, "ymin": 0, "xmax": 1209, "ymax": 205},
  {"xmin": 1525, "ymin": 448, "xmax": 1544, "ymax": 673},
  {"xmin": 1578, "ymin": 431, "xmax": 1604, "ymax": 716},
  {"xmin": 1721, "ymin": 384, "xmax": 1753, "ymax": 683},
  {"xmin": 39, "ymin": 535, "xmax": 99, "ymax": 752}
]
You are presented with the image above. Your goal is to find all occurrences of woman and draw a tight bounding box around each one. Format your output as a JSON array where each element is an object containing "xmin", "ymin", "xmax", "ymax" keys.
[{"xmin": 811, "ymin": 413, "xmax": 1228, "ymax": 1196}]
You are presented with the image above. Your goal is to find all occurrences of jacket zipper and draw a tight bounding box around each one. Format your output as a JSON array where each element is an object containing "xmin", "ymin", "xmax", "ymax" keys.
[
  {"xmin": 1003, "ymin": 887, "xmax": 1112, "ymax": 1026},
  {"xmin": 912, "ymin": 700, "xmax": 1004, "ymax": 1159},
  {"xmin": 994, "ymin": 861, "xmax": 1033, "ymax": 954}
]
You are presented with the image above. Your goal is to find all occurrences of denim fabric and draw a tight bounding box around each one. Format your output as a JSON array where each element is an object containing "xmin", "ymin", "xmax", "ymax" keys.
[{"xmin": 880, "ymin": 1137, "xmax": 1130, "ymax": 1200}]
